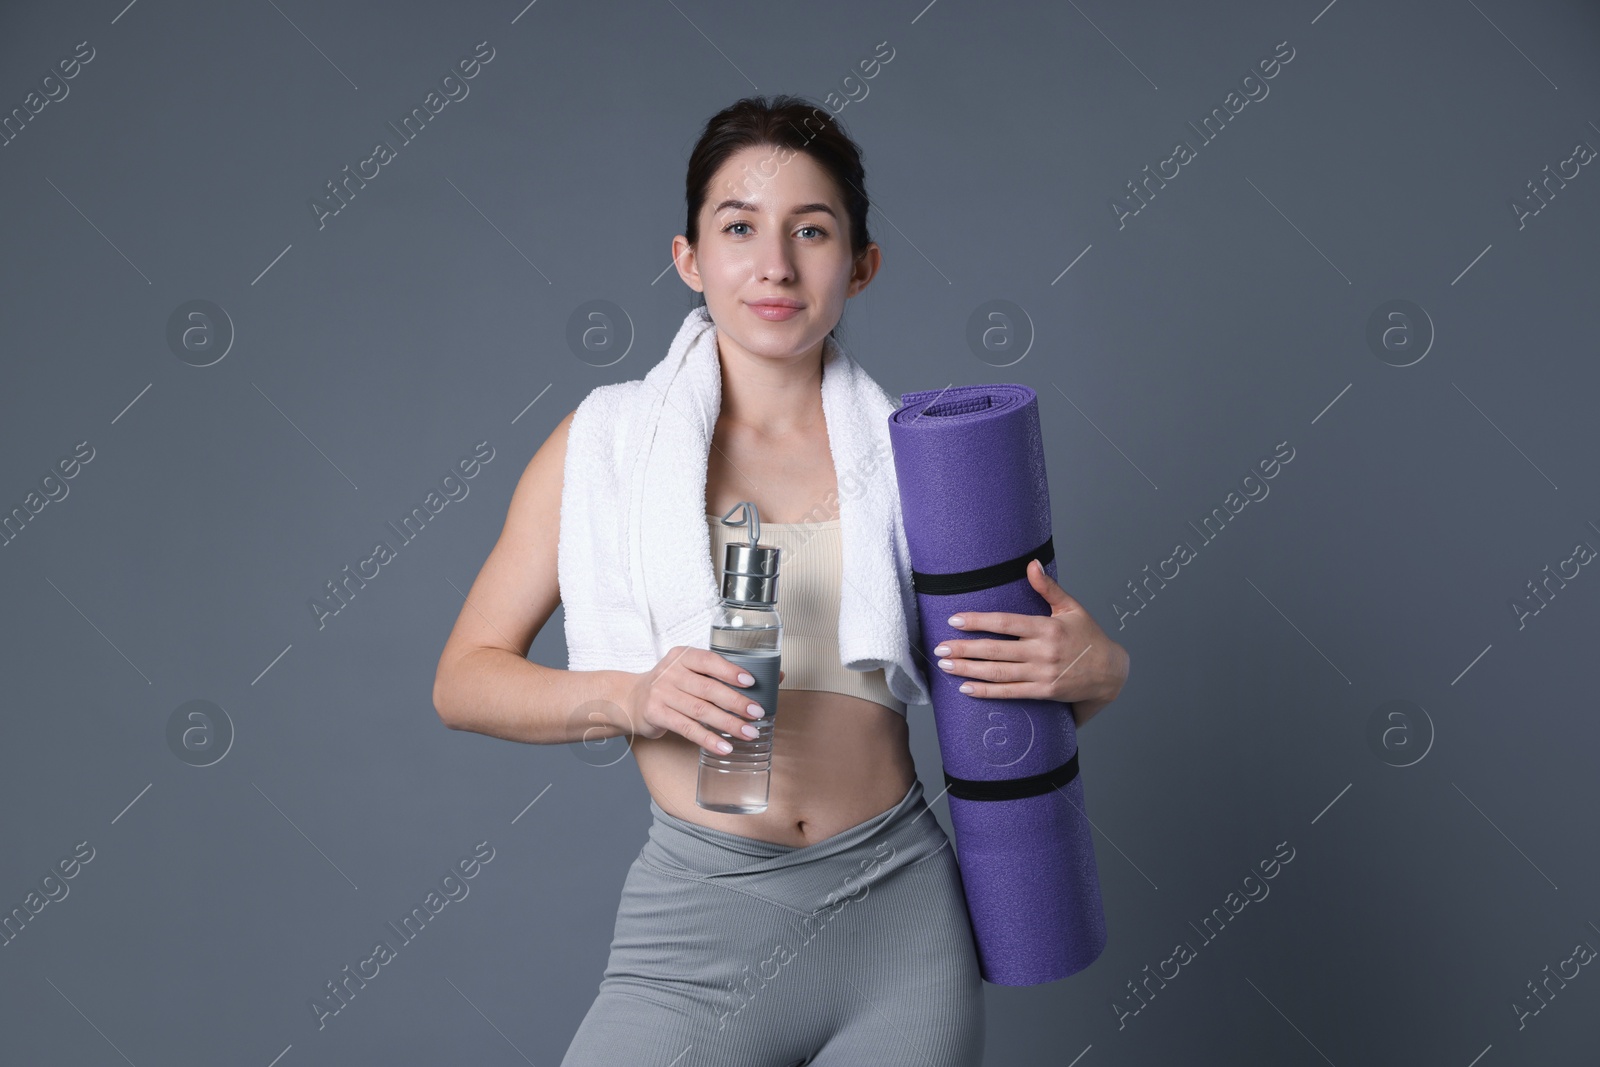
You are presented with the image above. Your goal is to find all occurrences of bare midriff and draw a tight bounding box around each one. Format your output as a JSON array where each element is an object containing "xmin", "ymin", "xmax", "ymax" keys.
[{"xmin": 632, "ymin": 688, "xmax": 916, "ymax": 847}]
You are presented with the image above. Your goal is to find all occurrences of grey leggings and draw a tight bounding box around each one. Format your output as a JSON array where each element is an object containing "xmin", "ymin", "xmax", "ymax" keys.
[{"xmin": 560, "ymin": 776, "xmax": 986, "ymax": 1066}]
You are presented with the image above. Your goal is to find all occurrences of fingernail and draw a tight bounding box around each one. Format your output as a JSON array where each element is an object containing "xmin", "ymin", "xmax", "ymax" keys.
[
  {"xmin": 933, "ymin": 644, "xmax": 951, "ymax": 657},
  {"xmin": 938, "ymin": 659, "xmax": 954, "ymax": 671},
  {"xmin": 741, "ymin": 724, "xmax": 760, "ymax": 739},
  {"xmin": 747, "ymin": 703, "xmax": 764, "ymax": 718},
  {"xmin": 738, "ymin": 672, "xmax": 754, "ymax": 686},
  {"xmin": 948, "ymin": 615, "xmax": 965, "ymax": 627},
  {"xmin": 959, "ymin": 683, "xmax": 974, "ymax": 694},
  {"xmin": 718, "ymin": 739, "xmax": 733, "ymax": 752}
]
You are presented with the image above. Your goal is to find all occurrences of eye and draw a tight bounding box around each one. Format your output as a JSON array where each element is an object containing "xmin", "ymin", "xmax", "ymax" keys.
[
  {"xmin": 723, "ymin": 221, "xmax": 752, "ymax": 235},
  {"xmin": 798, "ymin": 224, "xmax": 827, "ymax": 239}
]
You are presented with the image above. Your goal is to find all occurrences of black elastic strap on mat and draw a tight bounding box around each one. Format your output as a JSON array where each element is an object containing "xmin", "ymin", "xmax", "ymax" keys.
[
  {"xmin": 911, "ymin": 535, "xmax": 1054, "ymax": 596},
  {"xmin": 943, "ymin": 750, "xmax": 1079, "ymax": 801}
]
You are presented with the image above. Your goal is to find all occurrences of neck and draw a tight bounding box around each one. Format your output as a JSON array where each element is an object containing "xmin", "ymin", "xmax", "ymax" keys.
[{"xmin": 714, "ymin": 332, "xmax": 827, "ymax": 436}]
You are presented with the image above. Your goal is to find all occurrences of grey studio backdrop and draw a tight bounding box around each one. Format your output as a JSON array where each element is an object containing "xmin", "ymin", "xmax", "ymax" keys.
[{"xmin": 2, "ymin": 0, "xmax": 1597, "ymax": 1063}]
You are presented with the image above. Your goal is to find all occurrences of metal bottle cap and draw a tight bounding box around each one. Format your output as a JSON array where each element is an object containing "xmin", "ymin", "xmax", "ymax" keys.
[{"xmin": 717, "ymin": 501, "xmax": 780, "ymax": 605}]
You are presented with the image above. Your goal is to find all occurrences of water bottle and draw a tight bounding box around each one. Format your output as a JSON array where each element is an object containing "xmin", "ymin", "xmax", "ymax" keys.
[{"xmin": 696, "ymin": 501, "xmax": 782, "ymax": 814}]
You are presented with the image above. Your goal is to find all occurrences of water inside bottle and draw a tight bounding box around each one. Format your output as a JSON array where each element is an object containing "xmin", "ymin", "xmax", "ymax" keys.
[{"xmin": 698, "ymin": 632, "xmax": 780, "ymax": 814}]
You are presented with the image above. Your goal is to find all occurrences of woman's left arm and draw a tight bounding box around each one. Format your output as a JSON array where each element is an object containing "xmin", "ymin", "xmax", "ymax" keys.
[{"xmin": 930, "ymin": 559, "xmax": 1130, "ymax": 728}]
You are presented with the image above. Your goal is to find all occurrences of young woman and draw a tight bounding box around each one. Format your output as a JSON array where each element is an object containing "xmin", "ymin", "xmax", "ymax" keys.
[{"xmin": 433, "ymin": 96, "xmax": 1130, "ymax": 1067}]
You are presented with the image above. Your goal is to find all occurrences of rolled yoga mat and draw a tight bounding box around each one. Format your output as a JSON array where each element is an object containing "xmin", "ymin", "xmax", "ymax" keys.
[{"xmin": 887, "ymin": 384, "xmax": 1107, "ymax": 986}]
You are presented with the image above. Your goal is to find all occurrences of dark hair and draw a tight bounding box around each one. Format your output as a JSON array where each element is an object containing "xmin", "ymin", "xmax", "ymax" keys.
[{"xmin": 683, "ymin": 95, "xmax": 872, "ymax": 340}]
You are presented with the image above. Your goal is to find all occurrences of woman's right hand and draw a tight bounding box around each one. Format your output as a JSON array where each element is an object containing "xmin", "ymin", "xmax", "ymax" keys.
[{"xmin": 623, "ymin": 646, "xmax": 774, "ymax": 755}]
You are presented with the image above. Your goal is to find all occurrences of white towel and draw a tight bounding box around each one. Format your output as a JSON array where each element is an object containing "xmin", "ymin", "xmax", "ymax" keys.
[{"xmin": 557, "ymin": 305, "xmax": 931, "ymax": 707}]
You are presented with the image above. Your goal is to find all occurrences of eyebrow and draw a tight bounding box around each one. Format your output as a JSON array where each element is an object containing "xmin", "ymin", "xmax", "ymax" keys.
[{"xmin": 712, "ymin": 199, "xmax": 838, "ymax": 219}]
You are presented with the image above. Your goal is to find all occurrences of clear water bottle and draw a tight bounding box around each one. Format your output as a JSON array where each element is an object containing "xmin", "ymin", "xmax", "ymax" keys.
[{"xmin": 697, "ymin": 501, "xmax": 783, "ymax": 814}]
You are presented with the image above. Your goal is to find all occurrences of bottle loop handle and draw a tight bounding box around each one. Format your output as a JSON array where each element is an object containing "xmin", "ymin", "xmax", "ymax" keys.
[{"xmin": 718, "ymin": 500, "xmax": 760, "ymax": 546}]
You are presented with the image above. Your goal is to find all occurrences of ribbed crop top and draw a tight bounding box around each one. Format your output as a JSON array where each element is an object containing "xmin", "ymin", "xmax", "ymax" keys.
[{"xmin": 707, "ymin": 513, "xmax": 908, "ymax": 718}]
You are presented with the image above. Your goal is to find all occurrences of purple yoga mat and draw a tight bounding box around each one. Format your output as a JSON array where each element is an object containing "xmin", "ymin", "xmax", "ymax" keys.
[{"xmin": 887, "ymin": 384, "xmax": 1107, "ymax": 986}]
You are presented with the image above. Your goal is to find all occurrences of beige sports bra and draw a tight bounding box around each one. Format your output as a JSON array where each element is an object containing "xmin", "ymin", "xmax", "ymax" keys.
[{"xmin": 706, "ymin": 514, "xmax": 907, "ymax": 718}]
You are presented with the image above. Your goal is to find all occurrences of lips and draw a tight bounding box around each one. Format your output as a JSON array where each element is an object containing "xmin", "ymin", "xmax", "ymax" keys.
[{"xmin": 746, "ymin": 299, "xmax": 803, "ymax": 322}]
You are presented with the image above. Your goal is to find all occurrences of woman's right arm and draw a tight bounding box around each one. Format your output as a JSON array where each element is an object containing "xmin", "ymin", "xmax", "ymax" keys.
[
  {"xmin": 430, "ymin": 409, "xmax": 766, "ymax": 752},
  {"xmin": 431, "ymin": 409, "xmax": 631, "ymax": 743}
]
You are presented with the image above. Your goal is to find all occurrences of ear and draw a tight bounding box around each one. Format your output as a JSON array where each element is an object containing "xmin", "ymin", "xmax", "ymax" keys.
[
  {"xmin": 847, "ymin": 242, "xmax": 882, "ymax": 296},
  {"xmin": 671, "ymin": 234, "xmax": 702, "ymax": 291}
]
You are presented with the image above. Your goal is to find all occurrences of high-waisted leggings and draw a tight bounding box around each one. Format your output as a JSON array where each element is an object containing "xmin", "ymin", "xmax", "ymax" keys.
[{"xmin": 559, "ymin": 775, "xmax": 986, "ymax": 1066}]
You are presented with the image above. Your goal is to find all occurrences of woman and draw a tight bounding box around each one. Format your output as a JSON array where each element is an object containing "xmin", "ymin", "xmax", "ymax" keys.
[{"xmin": 433, "ymin": 96, "xmax": 1130, "ymax": 1066}]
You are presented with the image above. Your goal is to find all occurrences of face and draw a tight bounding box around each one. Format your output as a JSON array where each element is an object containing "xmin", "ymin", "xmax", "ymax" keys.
[{"xmin": 673, "ymin": 144, "xmax": 880, "ymax": 364}]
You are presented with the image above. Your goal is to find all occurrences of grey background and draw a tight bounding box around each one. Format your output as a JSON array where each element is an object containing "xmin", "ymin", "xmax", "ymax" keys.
[{"xmin": 2, "ymin": 0, "xmax": 1597, "ymax": 1063}]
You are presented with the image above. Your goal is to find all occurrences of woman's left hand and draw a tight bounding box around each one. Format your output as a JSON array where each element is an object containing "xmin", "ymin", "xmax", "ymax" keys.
[{"xmin": 932, "ymin": 559, "xmax": 1130, "ymax": 728}]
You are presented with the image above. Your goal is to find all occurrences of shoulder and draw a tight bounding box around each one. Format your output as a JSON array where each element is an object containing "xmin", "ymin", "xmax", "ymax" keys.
[
  {"xmin": 565, "ymin": 379, "xmax": 645, "ymax": 449},
  {"xmin": 571, "ymin": 378, "xmax": 645, "ymax": 428},
  {"xmin": 832, "ymin": 347, "xmax": 901, "ymax": 421},
  {"xmin": 561, "ymin": 379, "xmax": 650, "ymax": 494}
]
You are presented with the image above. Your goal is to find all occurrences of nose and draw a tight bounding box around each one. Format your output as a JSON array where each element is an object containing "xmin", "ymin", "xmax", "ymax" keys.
[{"xmin": 756, "ymin": 234, "xmax": 796, "ymax": 283}]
